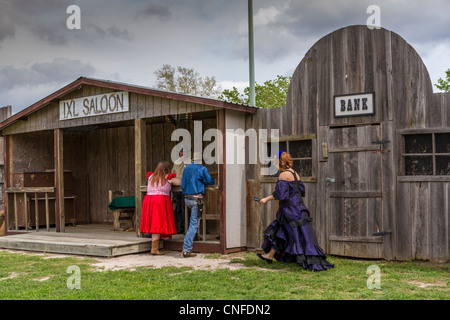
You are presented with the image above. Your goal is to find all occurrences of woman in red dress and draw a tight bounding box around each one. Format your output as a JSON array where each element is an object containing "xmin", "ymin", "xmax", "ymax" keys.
[{"xmin": 140, "ymin": 161, "xmax": 181, "ymax": 255}]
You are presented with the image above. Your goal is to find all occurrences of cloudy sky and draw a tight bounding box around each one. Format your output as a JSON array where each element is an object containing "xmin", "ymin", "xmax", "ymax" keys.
[{"xmin": 1, "ymin": 0, "xmax": 449, "ymax": 114}]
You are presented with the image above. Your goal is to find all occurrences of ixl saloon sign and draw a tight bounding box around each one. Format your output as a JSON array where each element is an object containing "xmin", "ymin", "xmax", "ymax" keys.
[
  {"xmin": 334, "ymin": 92, "xmax": 375, "ymax": 118},
  {"xmin": 60, "ymin": 91, "xmax": 129, "ymax": 120}
]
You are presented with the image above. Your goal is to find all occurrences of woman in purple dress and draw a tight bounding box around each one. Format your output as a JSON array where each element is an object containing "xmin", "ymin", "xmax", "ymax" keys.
[{"xmin": 258, "ymin": 151, "xmax": 334, "ymax": 271}]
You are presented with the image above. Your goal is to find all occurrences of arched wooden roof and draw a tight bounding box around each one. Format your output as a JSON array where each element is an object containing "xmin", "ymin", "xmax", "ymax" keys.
[{"xmin": 262, "ymin": 25, "xmax": 448, "ymax": 135}]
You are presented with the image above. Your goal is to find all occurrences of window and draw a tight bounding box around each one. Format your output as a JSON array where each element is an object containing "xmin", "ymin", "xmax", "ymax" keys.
[
  {"xmin": 264, "ymin": 139, "xmax": 313, "ymax": 177},
  {"xmin": 403, "ymin": 133, "xmax": 450, "ymax": 176},
  {"xmin": 290, "ymin": 140, "xmax": 313, "ymax": 177}
]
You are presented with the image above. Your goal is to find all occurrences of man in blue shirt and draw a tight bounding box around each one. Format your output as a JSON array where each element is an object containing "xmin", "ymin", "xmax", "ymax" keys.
[{"xmin": 181, "ymin": 152, "xmax": 215, "ymax": 258}]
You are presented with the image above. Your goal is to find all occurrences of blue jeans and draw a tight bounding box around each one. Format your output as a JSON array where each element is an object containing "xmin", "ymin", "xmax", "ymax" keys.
[{"xmin": 182, "ymin": 198, "xmax": 199, "ymax": 252}]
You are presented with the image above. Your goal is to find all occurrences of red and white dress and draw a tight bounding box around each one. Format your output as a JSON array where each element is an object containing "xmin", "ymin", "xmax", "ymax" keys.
[{"xmin": 139, "ymin": 172, "xmax": 177, "ymax": 238}]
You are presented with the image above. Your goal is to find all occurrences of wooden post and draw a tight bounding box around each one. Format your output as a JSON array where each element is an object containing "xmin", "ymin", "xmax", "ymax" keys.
[
  {"xmin": 13, "ymin": 193, "xmax": 18, "ymax": 230},
  {"xmin": 24, "ymin": 193, "xmax": 28, "ymax": 231},
  {"xmin": 54, "ymin": 129, "xmax": 65, "ymax": 232},
  {"xmin": 0, "ymin": 209, "xmax": 4, "ymax": 236},
  {"xmin": 45, "ymin": 192, "xmax": 49, "ymax": 232},
  {"xmin": 34, "ymin": 193, "xmax": 39, "ymax": 232},
  {"xmin": 4, "ymin": 135, "xmax": 12, "ymax": 232},
  {"xmin": 134, "ymin": 119, "xmax": 146, "ymax": 236},
  {"xmin": 217, "ymin": 109, "xmax": 226, "ymax": 253}
]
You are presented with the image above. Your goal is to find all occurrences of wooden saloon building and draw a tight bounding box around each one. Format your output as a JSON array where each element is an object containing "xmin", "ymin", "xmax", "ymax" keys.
[
  {"xmin": 0, "ymin": 76, "xmax": 259, "ymax": 255},
  {"xmin": 0, "ymin": 25, "xmax": 448, "ymax": 261}
]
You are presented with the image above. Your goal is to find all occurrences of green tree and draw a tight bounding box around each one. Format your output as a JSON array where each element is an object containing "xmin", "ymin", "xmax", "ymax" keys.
[
  {"xmin": 154, "ymin": 64, "xmax": 222, "ymax": 98},
  {"xmin": 219, "ymin": 75, "xmax": 291, "ymax": 108},
  {"xmin": 435, "ymin": 68, "xmax": 450, "ymax": 92}
]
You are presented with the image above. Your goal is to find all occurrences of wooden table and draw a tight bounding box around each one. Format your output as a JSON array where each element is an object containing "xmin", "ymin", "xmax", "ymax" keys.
[{"xmin": 108, "ymin": 196, "xmax": 135, "ymax": 231}]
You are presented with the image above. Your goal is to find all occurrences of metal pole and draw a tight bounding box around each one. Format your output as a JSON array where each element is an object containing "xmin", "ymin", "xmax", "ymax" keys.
[{"xmin": 248, "ymin": 0, "xmax": 255, "ymax": 106}]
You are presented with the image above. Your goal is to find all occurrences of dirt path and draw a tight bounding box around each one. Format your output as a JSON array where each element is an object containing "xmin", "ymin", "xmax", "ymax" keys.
[
  {"xmin": 1, "ymin": 249, "xmax": 252, "ymax": 272},
  {"xmin": 91, "ymin": 250, "xmax": 250, "ymax": 271}
]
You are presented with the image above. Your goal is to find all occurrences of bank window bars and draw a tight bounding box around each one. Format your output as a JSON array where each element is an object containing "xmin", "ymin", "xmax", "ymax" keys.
[{"xmin": 403, "ymin": 133, "xmax": 450, "ymax": 176}]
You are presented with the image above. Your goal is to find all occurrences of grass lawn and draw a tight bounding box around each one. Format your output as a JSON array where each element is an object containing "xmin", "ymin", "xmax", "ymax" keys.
[{"xmin": 0, "ymin": 250, "xmax": 448, "ymax": 300}]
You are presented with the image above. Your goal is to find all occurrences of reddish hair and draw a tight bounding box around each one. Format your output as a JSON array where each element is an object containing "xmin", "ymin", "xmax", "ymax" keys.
[
  {"xmin": 278, "ymin": 152, "xmax": 293, "ymax": 171},
  {"xmin": 149, "ymin": 161, "xmax": 171, "ymax": 187}
]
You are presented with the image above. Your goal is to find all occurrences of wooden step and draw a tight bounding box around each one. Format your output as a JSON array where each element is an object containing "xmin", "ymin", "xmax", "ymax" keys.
[{"xmin": 0, "ymin": 232, "xmax": 151, "ymax": 257}]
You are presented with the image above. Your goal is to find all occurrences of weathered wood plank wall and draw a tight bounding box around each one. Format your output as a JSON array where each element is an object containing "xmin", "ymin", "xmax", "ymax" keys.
[
  {"xmin": 255, "ymin": 25, "xmax": 449, "ymax": 261},
  {"xmin": 8, "ymin": 130, "xmax": 88, "ymax": 225},
  {"xmin": 86, "ymin": 115, "xmax": 218, "ymax": 224},
  {"xmin": 245, "ymin": 111, "xmax": 263, "ymax": 249}
]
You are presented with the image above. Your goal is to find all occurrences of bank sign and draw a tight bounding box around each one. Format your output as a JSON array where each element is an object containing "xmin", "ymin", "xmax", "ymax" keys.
[
  {"xmin": 334, "ymin": 92, "xmax": 375, "ymax": 118},
  {"xmin": 59, "ymin": 91, "xmax": 129, "ymax": 120}
]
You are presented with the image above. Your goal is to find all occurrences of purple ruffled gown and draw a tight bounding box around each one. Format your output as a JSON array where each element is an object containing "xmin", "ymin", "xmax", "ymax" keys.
[{"xmin": 262, "ymin": 175, "xmax": 334, "ymax": 271}]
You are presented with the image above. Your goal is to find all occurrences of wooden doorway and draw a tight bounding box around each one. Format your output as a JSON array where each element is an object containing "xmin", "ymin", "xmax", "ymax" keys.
[{"xmin": 327, "ymin": 124, "xmax": 384, "ymax": 258}]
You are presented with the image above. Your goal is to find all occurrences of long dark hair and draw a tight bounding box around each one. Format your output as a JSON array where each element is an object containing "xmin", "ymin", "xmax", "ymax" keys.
[{"xmin": 149, "ymin": 161, "xmax": 171, "ymax": 187}]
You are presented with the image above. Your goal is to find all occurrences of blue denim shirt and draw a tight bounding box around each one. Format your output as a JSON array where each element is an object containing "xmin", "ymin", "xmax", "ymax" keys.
[{"xmin": 181, "ymin": 162, "xmax": 215, "ymax": 195}]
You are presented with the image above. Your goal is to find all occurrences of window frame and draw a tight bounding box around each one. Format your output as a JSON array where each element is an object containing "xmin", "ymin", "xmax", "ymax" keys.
[
  {"xmin": 262, "ymin": 135, "xmax": 317, "ymax": 183},
  {"xmin": 399, "ymin": 129, "xmax": 450, "ymax": 179}
]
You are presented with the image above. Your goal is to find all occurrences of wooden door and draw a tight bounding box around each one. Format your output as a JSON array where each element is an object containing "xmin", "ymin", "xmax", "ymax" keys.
[{"xmin": 327, "ymin": 124, "xmax": 384, "ymax": 258}]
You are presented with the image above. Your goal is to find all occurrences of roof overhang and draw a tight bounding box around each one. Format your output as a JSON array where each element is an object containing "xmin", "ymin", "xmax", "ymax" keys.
[{"xmin": 0, "ymin": 77, "xmax": 258, "ymax": 130}]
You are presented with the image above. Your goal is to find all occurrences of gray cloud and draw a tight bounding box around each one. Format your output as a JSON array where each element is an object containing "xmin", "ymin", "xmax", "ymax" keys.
[
  {"xmin": 274, "ymin": 0, "xmax": 450, "ymax": 45},
  {"xmin": 30, "ymin": 22, "xmax": 69, "ymax": 45},
  {"xmin": 136, "ymin": 3, "xmax": 172, "ymax": 21},
  {"xmin": 106, "ymin": 26, "xmax": 132, "ymax": 40},
  {"xmin": 0, "ymin": 0, "xmax": 73, "ymax": 46},
  {"xmin": 0, "ymin": 0, "xmax": 137, "ymax": 46},
  {"xmin": 0, "ymin": 58, "xmax": 95, "ymax": 91},
  {"xmin": 230, "ymin": 0, "xmax": 450, "ymax": 64},
  {"xmin": 87, "ymin": 24, "xmax": 133, "ymax": 41},
  {"xmin": 0, "ymin": 16, "xmax": 14, "ymax": 43}
]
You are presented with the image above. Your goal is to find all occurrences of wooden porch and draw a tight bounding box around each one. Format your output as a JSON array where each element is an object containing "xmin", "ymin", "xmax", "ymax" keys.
[
  {"xmin": 0, "ymin": 224, "xmax": 150, "ymax": 257},
  {"xmin": 0, "ymin": 224, "xmax": 221, "ymax": 257}
]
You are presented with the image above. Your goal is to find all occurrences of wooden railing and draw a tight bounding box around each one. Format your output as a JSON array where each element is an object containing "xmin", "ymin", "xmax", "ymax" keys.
[{"xmin": 6, "ymin": 187, "xmax": 55, "ymax": 232}]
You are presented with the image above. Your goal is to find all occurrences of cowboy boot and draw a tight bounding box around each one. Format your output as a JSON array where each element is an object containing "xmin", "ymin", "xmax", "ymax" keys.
[{"xmin": 151, "ymin": 239, "xmax": 164, "ymax": 255}]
